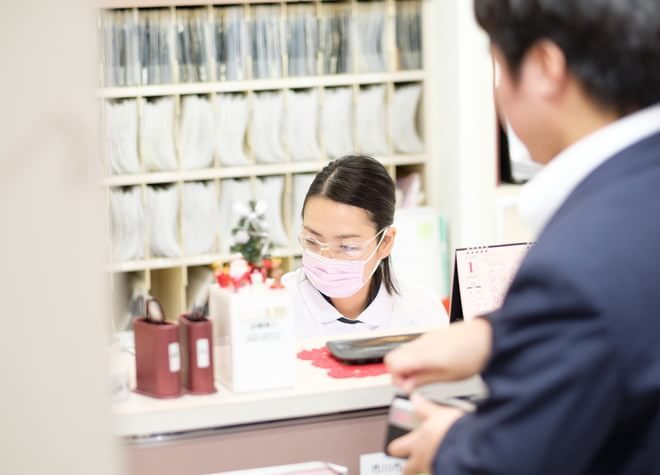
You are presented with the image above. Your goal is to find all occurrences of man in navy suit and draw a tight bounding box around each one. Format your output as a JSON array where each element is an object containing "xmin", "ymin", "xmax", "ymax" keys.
[{"xmin": 385, "ymin": 1, "xmax": 660, "ymax": 474}]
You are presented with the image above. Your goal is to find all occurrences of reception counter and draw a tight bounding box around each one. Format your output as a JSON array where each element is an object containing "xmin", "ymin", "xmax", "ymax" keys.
[{"xmin": 114, "ymin": 332, "xmax": 485, "ymax": 475}]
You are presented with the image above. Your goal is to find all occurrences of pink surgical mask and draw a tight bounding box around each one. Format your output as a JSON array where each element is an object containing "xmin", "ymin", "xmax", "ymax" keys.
[{"xmin": 302, "ymin": 231, "xmax": 386, "ymax": 299}]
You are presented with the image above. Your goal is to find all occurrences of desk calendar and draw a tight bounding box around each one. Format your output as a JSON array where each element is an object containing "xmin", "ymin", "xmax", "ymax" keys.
[{"xmin": 450, "ymin": 243, "xmax": 533, "ymax": 321}]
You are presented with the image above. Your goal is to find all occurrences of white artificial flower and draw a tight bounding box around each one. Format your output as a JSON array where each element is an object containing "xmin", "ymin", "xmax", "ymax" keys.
[
  {"xmin": 233, "ymin": 201, "xmax": 250, "ymax": 216},
  {"xmin": 234, "ymin": 229, "xmax": 249, "ymax": 244},
  {"xmin": 255, "ymin": 200, "xmax": 268, "ymax": 215}
]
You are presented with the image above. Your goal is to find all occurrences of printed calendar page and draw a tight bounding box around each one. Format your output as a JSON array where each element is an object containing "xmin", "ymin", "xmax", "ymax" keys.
[{"xmin": 454, "ymin": 243, "xmax": 532, "ymax": 320}]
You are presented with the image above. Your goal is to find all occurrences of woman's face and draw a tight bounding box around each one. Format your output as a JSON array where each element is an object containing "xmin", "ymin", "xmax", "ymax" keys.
[{"xmin": 302, "ymin": 196, "xmax": 396, "ymax": 281}]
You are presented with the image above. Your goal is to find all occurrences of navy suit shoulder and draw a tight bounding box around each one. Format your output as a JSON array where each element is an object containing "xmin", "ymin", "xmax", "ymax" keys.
[
  {"xmin": 529, "ymin": 131, "xmax": 660, "ymax": 373},
  {"xmin": 434, "ymin": 131, "xmax": 660, "ymax": 475}
]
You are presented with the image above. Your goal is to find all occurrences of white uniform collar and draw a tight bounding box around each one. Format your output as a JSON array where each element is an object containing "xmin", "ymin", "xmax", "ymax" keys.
[
  {"xmin": 519, "ymin": 102, "xmax": 660, "ymax": 236},
  {"xmin": 293, "ymin": 269, "xmax": 393, "ymax": 328}
]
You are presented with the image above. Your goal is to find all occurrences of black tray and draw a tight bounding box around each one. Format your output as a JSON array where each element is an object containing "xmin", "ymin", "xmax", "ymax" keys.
[{"xmin": 326, "ymin": 333, "xmax": 423, "ymax": 364}]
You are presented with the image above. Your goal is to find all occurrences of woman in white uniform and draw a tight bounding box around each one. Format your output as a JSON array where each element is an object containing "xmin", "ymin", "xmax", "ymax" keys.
[{"xmin": 282, "ymin": 155, "xmax": 449, "ymax": 338}]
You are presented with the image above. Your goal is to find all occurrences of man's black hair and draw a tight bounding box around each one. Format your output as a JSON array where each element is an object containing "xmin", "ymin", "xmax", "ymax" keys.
[{"xmin": 475, "ymin": 0, "xmax": 660, "ymax": 114}]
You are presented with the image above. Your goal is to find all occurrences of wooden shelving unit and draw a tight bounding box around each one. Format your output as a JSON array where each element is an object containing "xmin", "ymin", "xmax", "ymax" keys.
[
  {"xmin": 102, "ymin": 153, "xmax": 427, "ymax": 187},
  {"xmin": 100, "ymin": 0, "xmax": 437, "ymax": 327},
  {"xmin": 99, "ymin": 70, "xmax": 426, "ymax": 99}
]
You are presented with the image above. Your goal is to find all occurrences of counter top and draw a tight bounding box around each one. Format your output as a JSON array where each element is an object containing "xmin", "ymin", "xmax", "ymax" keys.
[{"xmin": 113, "ymin": 331, "xmax": 486, "ymax": 438}]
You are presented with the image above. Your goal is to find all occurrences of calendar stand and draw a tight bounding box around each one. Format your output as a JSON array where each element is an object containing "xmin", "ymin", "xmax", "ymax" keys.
[{"xmin": 449, "ymin": 243, "xmax": 533, "ymax": 322}]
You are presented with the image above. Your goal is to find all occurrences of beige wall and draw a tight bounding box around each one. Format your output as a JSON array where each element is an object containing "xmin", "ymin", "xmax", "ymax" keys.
[{"xmin": 0, "ymin": 2, "xmax": 119, "ymax": 474}]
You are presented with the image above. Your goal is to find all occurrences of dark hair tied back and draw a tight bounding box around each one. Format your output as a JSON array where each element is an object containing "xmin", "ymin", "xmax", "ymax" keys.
[{"xmin": 302, "ymin": 155, "xmax": 399, "ymax": 296}]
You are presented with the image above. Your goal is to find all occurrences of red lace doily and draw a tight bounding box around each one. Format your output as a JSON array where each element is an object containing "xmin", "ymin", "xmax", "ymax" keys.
[{"xmin": 297, "ymin": 347, "xmax": 388, "ymax": 379}]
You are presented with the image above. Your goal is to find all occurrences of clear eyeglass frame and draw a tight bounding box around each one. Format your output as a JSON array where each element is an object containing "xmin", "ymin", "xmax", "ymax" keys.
[{"xmin": 297, "ymin": 228, "xmax": 386, "ymax": 260}]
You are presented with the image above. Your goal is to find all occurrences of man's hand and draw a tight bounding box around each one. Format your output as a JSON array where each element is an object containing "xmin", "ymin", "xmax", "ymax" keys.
[
  {"xmin": 385, "ymin": 318, "xmax": 493, "ymax": 393},
  {"xmin": 387, "ymin": 393, "xmax": 464, "ymax": 475}
]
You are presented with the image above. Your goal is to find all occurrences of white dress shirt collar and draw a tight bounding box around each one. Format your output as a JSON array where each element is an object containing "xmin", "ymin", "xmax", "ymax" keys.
[
  {"xmin": 293, "ymin": 269, "xmax": 391, "ymax": 329},
  {"xmin": 519, "ymin": 102, "xmax": 660, "ymax": 236}
]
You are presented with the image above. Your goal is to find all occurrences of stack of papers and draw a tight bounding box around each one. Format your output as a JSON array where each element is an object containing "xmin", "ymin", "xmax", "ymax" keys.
[
  {"xmin": 100, "ymin": 9, "xmax": 140, "ymax": 87},
  {"xmin": 396, "ymin": 1, "xmax": 422, "ymax": 70},
  {"xmin": 319, "ymin": 3, "xmax": 352, "ymax": 75},
  {"xmin": 250, "ymin": 5, "xmax": 283, "ymax": 79},
  {"xmin": 212, "ymin": 6, "xmax": 247, "ymax": 81},
  {"xmin": 138, "ymin": 9, "xmax": 173, "ymax": 85},
  {"xmin": 205, "ymin": 462, "xmax": 347, "ymax": 475},
  {"xmin": 355, "ymin": 2, "xmax": 387, "ymax": 73},
  {"xmin": 176, "ymin": 8, "xmax": 211, "ymax": 83},
  {"xmin": 286, "ymin": 4, "xmax": 318, "ymax": 77}
]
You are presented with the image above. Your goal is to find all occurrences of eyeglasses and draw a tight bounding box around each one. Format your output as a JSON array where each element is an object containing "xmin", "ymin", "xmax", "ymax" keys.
[{"xmin": 297, "ymin": 228, "xmax": 386, "ymax": 259}]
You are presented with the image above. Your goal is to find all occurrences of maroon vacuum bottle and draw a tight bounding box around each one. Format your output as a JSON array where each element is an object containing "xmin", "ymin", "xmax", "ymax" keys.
[
  {"xmin": 179, "ymin": 314, "xmax": 216, "ymax": 394},
  {"xmin": 134, "ymin": 317, "xmax": 183, "ymax": 398}
]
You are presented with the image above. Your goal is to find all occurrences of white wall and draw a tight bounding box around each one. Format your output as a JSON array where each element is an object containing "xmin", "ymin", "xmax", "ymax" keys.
[
  {"xmin": 425, "ymin": 0, "xmax": 499, "ymax": 250},
  {"xmin": 0, "ymin": 2, "xmax": 119, "ymax": 474}
]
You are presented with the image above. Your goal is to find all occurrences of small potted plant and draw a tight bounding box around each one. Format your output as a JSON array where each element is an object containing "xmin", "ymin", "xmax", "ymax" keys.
[{"xmin": 215, "ymin": 200, "xmax": 283, "ymax": 289}]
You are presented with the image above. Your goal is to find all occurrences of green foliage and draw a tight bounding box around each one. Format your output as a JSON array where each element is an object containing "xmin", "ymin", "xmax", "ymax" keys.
[{"xmin": 230, "ymin": 200, "xmax": 273, "ymax": 267}]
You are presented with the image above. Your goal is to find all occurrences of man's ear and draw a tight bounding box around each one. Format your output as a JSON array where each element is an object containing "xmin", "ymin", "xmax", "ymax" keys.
[
  {"xmin": 523, "ymin": 40, "xmax": 568, "ymax": 100},
  {"xmin": 379, "ymin": 226, "xmax": 397, "ymax": 258}
]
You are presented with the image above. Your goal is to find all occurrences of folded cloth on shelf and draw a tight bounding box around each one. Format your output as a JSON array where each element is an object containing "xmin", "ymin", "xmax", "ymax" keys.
[
  {"xmin": 321, "ymin": 87, "xmax": 354, "ymax": 159},
  {"xmin": 140, "ymin": 97, "xmax": 178, "ymax": 172},
  {"xmin": 287, "ymin": 89, "xmax": 321, "ymax": 162},
  {"xmin": 356, "ymin": 85, "xmax": 389, "ymax": 156},
  {"xmin": 389, "ymin": 84, "xmax": 424, "ymax": 154},
  {"xmin": 251, "ymin": 91, "xmax": 286, "ymax": 164},
  {"xmin": 104, "ymin": 99, "xmax": 140, "ymax": 175},
  {"xmin": 110, "ymin": 186, "xmax": 145, "ymax": 261},
  {"xmin": 254, "ymin": 176, "xmax": 288, "ymax": 247},
  {"xmin": 180, "ymin": 95, "xmax": 215, "ymax": 170},
  {"xmin": 147, "ymin": 185, "xmax": 181, "ymax": 258},
  {"xmin": 215, "ymin": 93, "xmax": 250, "ymax": 166},
  {"xmin": 182, "ymin": 182, "xmax": 219, "ymax": 255}
]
